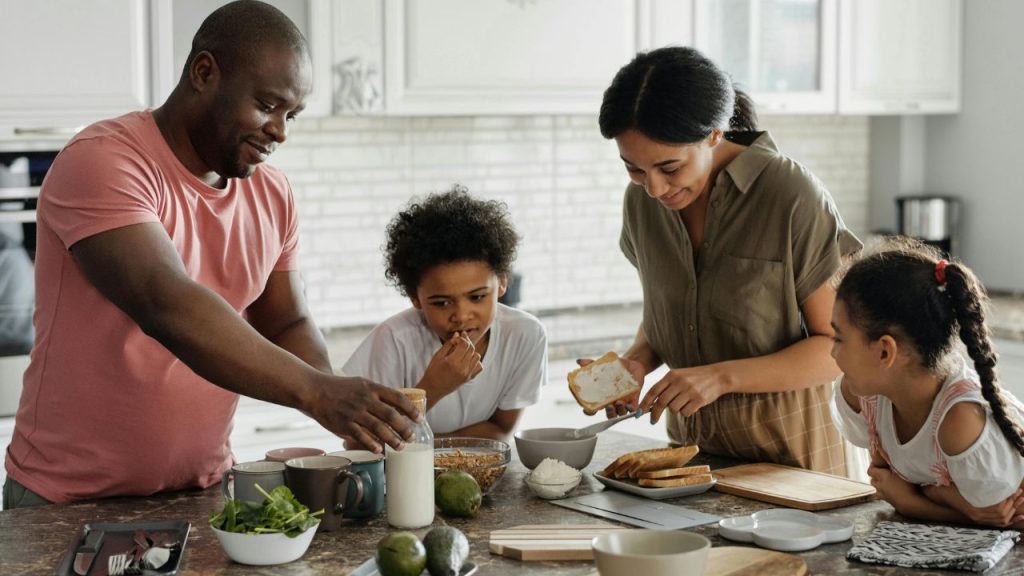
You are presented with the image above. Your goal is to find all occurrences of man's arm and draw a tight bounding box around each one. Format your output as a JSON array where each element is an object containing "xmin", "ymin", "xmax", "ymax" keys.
[
  {"xmin": 70, "ymin": 222, "xmax": 416, "ymax": 451},
  {"xmin": 245, "ymin": 270, "xmax": 332, "ymax": 374}
]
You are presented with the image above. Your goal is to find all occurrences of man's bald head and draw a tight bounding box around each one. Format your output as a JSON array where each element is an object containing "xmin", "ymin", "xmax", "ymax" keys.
[{"xmin": 183, "ymin": 0, "xmax": 309, "ymax": 82}]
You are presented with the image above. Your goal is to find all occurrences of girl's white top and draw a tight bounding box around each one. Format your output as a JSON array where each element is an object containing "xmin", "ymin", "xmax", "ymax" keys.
[{"xmin": 831, "ymin": 353, "xmax": 1024, "ymax": 507}]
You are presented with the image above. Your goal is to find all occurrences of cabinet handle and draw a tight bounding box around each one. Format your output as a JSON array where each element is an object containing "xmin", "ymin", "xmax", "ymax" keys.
[
  {"xmin": 255, "ymin": 419, "xmax": 316, "ymax": 433},
  {"xmin": 13, "ymin": 126, "xmax": 83, "ymax": 136}
]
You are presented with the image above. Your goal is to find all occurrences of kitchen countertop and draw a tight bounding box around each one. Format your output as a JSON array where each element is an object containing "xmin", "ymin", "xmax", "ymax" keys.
[{"xmin": 1, "ymin": 431, "xmax": 1021, "ymax": 575}]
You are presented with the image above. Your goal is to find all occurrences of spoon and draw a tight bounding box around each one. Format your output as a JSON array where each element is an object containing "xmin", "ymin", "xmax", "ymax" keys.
[{"xmin": 569, "ymin": 409, "xmax": 643, "ymax": 439}]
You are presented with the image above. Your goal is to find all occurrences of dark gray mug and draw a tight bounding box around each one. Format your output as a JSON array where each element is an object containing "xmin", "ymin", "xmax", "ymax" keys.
[
  {"xmin": 285, "ymin": 455, "xmax": 364, "ymax": 531},
  {"xmin": 328, "ymin": 450, "xmax": 385, "ymax": 519},
  {"xmin": 221, "ymin": 460, "xmax": 286, "ymax": 503}
]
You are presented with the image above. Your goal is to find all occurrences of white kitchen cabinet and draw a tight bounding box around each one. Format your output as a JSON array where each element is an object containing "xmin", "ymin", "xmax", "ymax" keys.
[
  {"xmin": 692, "ymin": 0, "xmax": 838, "ymax": 115},
  {"xmin": 153, "ymin": 0, "xmax": 333, "ymax": 117},
  {"xmin": 0, "ymin": 0, "xmax": 153, "ymax": 143},
  {"xmin": 339, "ymin": 0, "xmax": 643, "ymax": 116},
  {"xmin": 838, "ymin": 0, "xmax": 962, "ymax": 114}
]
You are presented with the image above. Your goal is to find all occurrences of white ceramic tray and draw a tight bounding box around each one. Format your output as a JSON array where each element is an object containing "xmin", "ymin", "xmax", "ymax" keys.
[
  {"xmin": 718, "ymin": 508, "xmax": 854, "ymax": 552},
  {"xmin": 592, "ymin": 471, "xmax": 716, "ymax": 500},
  {"xmin": 350, "ymin": 559, "xmax": 477, "ymax": 576}
]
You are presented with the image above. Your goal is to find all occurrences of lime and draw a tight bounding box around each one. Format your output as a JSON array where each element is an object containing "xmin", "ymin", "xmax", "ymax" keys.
[
  {"xmin": 435, "ymin": 470, "xmax": 482, "ymax": 518},
  {"xmin": 376, "ymin": 531, "xmax": 427, "ymax": 576}
]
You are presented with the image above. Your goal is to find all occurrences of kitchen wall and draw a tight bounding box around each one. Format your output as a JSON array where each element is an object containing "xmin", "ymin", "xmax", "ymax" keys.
[
  {"xmin": 271, "ymin": 114, "xmax": 869, "ymax": 330},
  {"xmin": 870, "ymin": 0, "xmax": 1024, "ymax": 293}
]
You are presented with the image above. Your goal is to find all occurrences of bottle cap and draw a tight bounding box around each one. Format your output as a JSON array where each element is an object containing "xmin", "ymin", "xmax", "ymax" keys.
[{"xmin": 399, "ymin": 388, "xmax": 427, "ymax": 413}]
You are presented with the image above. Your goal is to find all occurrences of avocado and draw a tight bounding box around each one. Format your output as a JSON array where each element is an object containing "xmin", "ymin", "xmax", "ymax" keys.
[
  {"xmin": 423, "ymin": 526, "xmax": 470, "ymax": 576},
  {"xmin": 376, "ymin": 532, "xmax": 427, "ymax": 576},
  {"xmin": 434, "ymin": 470, "xmax": 481, "ymax": 517}
]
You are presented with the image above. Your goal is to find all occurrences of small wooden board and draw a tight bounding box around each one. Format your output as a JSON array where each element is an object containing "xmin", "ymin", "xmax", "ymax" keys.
[
  {"xmin": 713, "ymin": 463, "xmax": 876, "ymax": 511},
  {"xmin": 489, "ymin": 524, "xmax": 631, "ymax": 561},
  {"xmin": 585, "ymin": 546, "xmax": 806, "ymax": 576}
]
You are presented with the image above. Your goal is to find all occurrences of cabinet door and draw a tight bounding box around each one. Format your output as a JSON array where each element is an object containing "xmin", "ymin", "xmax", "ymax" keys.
[
  {"xmin": 154, "ymin": 0, "xmax": 332, "ymax": 117},
  {"xmin": 0, "ymin": 0, "xmax": 151, "ymax": 140},
  {"xmin": 381, "ymin": 0, "xmax": 640, "ymax": 115},
  {"xmin": 694, "ymin": 0, "xmax": 838, "ymax": 115},
  {"xmin": 838, "ymin": 0, "xmax": 962, "ymax": 114}
]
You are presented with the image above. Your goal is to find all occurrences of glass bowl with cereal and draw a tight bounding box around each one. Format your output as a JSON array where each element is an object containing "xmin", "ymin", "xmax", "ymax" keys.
[{"xmin": 433, "ymin": 437, "xmax": 511, "ymax": 495}]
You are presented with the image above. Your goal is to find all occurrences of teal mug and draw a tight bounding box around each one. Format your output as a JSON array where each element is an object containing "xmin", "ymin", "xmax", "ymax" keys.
[{"xmin": 329, "ymin": 450, "xmax": 385, "ymax": 519}]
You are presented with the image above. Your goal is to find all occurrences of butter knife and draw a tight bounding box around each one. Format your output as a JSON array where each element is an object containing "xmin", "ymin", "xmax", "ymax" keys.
[
  {"xmin": 72, "ymin": 529, "xmax": 104, "ymax": 576},
  {"xmin": 570, "ymin": 409, "xmax": 643, "ymax": 439}
]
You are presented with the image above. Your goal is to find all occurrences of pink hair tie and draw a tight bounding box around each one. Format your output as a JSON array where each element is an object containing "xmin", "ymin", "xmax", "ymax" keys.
[{"xmin": 935, "ymin": 259, "xmax": 949, "ymax": 291}]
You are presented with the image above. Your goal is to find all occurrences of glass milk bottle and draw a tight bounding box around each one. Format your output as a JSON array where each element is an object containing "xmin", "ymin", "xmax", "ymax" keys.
[{"xmin": 386, "ymin": 388, "xmax": 435, "ymax": 528}]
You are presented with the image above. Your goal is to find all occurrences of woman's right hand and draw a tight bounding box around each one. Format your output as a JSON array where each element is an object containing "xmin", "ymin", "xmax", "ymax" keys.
[{"xmin": 575, "ymin": 357, "xmax": 645, "ymax": 418}]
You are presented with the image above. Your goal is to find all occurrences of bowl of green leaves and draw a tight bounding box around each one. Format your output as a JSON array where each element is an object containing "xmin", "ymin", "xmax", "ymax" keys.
[{"xmin": 209, "ymin": 484, "xmax": 322, "ymax": 565}]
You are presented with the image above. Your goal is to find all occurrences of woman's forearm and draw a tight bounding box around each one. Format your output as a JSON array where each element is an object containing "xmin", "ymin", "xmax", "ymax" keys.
[
  {"xmin": 622, "ymin": 324, "xmax": 663, "ymax": 375},
  {"xmin": 715, "ymin": 334, "xmax": 840, "ymax": 395}
]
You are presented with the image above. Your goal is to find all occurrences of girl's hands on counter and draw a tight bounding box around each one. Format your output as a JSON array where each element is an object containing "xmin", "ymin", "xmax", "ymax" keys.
[{"xmin": 638, "ymin": 364, "xmax": 734, "ymax": 423}]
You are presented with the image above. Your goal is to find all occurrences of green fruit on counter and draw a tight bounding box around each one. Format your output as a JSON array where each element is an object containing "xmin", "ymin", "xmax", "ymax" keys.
[
  {"xmin": 434, "ymin": 470, "xmax": 482, "ymax": 517},
  {"xmin": 376, "ymin": 531, "xmax": 427, "ymax": 576},
  {"xmin": 423, "ymin": 526, "xmax": 470, "ymax": 576}
]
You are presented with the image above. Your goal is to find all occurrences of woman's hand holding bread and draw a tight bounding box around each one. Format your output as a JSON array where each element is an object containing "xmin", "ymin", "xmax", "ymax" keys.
[
  {"xmin": 569, "ymin": 353, "xmax": 645, "ymax": 417},
  {"xmin": 419, "ymin": 331, "xmax": 483, "ymax": 406}
]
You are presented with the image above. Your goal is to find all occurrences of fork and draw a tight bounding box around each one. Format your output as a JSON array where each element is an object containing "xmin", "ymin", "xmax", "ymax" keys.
[{"xmin": 106, "ymin": 551, "xmax": 135, "ymax": 576}]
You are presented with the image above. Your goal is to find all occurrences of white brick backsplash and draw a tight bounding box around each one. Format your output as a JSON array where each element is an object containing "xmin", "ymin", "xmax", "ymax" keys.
[{"xmin": 279, "ymin": 114, "xmax": 869, "ymax": 330}]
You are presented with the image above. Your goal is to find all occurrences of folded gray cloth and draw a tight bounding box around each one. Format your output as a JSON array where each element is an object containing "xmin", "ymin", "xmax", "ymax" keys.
[{"xmin": 847, "ymin": 521, "xmax": 1020, "ymax": 572}]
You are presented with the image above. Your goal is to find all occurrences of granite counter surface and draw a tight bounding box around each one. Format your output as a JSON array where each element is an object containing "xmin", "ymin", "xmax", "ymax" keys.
[{"xmin": 1, "ymin": 431, "xmax": 1021, "ymax": 575}]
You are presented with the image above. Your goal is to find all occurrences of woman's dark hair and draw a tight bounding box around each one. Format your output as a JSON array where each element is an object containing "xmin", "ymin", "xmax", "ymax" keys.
[
  {"xmin": 384, "ymin": 185, "xmax": 520, "ymax": 298},
  {"xmin": 598, "ymin": 46, "xmax": 758, "ymax": 143},
  {"xmin": 836, "ymin": 237, "xmax": 1024, "ymax": 457}
]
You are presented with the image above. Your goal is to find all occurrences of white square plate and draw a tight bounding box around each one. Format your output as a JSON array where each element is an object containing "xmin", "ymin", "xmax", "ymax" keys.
[{"xmin": 592, "ymin": 471, "xmax": 716, "ymax": 500}]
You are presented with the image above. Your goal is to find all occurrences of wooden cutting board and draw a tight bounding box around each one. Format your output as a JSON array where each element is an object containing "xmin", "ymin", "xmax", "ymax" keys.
[
  {"xmin": 713, "ymin": 463, "xmax": 876, "ymax": 511},
  {"xmin": 489, "ymin": 524, "xmax": 631, "ymax": 561},
  {"xmin": 584, "ymin": 546, "xmax": 806, "ymax": 576}
]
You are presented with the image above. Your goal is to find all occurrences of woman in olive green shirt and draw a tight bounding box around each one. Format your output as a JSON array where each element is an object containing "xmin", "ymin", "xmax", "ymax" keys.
[{"xmin": 596, "ymin": 46, "xmax": 861, "ymax": 474}]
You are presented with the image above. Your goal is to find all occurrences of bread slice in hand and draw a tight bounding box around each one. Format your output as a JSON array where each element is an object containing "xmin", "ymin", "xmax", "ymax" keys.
[
  {"xmin": 635, "ymin": 464, "xmax": 710, "ymax": 479},
  {"xmin": 567, "ymin": 352, "xmax": 641, "ymax": 413},
  {"xmin": 637, "ymin": 473, "xmax": 714, "ymax": 488}
]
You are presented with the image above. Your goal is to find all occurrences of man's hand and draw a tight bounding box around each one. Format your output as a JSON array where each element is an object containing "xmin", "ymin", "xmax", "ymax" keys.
[
  {"xmin": 307, "ymin": 376, "xmax": 419, "ymax": 453},
  {"xmin": 638, "ymin": 364, "xmax": 732, "ymax": 424},
  {"xmin": 421, "ymin": 332, "xmax": 483, "ymax": 398}
]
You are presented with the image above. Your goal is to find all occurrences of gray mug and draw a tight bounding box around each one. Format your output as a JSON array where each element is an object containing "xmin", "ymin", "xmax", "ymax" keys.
[
  {"xmin": 328, "ymin": 450, "xmax": 385, "ymax": 519},
  {"xmin": 285, "ymin": 455, "xmax": 365, "ymax": 531},
  {"xmin": 221, "ymin": 460, "xmax": 286, "ymax": 503}
]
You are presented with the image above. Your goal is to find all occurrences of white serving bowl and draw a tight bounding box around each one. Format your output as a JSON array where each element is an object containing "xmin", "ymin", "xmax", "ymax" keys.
[
  {"xmin": 592, "ymin": 530, "xmax": 710, "ymax": 576},
  {"xmin": 211, "ymin": 524, "xmax": 317, "ymax": 565},
  {"xmin": 524, "ymin": 470, "xmax": 582, "ymax": 499}
]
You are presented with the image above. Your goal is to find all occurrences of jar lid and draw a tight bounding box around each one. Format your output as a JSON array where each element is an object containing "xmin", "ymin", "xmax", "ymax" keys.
[{"xmin": 399, "ymin": 388, "xmax": 426, "ymax": 400}]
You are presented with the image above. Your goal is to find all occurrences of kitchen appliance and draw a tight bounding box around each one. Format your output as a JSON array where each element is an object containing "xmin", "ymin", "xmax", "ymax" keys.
[
  {"xmin": 0, "ymin": 151, "xmax": 55, "ymax": 417},
  {"xmin": 896, "ymin": 195, "xmax": 961, "ymax": 257}
]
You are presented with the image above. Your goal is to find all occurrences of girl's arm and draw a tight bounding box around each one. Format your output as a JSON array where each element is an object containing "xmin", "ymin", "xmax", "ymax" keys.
[
  {"xmin": 640, "ymin": 283, "xmax": 840, "ymax": 420},
  {"xmin": 868, "ymin": 463, "xmax": 970, "ymax": 524},
  {"xmin": 923, "ymin": 484, "xmax": 1024, "ymax": 528},
  {"xmin": 435, "ymin": 408, "xmax": 522, "ymax": 443}
]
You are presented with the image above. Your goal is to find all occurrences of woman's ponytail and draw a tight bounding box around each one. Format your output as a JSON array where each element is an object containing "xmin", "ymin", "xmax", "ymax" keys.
[{"xmin": 729, "ymin": 87, "xmax": 759, "ymax": 132}]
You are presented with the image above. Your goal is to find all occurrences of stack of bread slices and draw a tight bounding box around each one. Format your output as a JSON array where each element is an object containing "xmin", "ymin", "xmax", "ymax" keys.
[{"xmin": 600, "ymin": 445, "xmax": 713, "ymax": 487}]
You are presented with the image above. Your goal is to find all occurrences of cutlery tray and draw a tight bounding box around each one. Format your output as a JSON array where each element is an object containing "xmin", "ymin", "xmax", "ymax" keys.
[{"xmin": 56, "ymin": 519, "xmax": 191, "ymax": 576}]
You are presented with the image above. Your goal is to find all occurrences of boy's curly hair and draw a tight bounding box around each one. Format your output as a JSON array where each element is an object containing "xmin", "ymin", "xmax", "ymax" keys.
[{"xmin": 384, "ymin": 185, "xmax": 520, "ymax": 298}]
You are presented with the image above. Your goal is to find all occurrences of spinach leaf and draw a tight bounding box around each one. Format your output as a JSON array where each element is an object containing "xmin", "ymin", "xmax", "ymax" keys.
[{"xmin": 209, "ymin": 484, "xmax": 323, "ymax": 538}]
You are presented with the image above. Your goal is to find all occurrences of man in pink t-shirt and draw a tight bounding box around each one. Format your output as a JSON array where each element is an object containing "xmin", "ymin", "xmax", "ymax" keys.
[{"xmin": 3, "ymin": 1, "xmax": 417, "ymax": 507}]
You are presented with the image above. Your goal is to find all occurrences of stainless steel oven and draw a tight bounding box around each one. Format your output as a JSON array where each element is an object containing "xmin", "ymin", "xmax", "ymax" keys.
[{"xmin": 0, "ymin": 151, "xmax": 54, "ymax": 416}]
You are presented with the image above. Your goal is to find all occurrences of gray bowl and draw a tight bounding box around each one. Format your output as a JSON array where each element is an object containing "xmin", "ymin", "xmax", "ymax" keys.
[{"xmin": 514, "ymin": 427, "xmax": 598, "ymax": 470}]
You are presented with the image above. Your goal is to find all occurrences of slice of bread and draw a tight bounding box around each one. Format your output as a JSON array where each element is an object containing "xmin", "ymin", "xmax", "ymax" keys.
[
  {"xmin": 635, "ymin": 464, "xmax": 711, "ymax": 479},
  {"xmin": 567, "ymin": 352, "xmax": 641, "ymax": 413},
  {"xmin": 618, "ymin": 445, "xmax": 700, "ymax": 478},
  {"xmin": 637, "ymin": 473, "xmax": 714, "ymax": 488}
]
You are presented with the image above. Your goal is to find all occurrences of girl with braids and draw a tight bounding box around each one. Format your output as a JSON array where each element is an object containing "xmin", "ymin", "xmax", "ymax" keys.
[{"xmin": 830, "ymin": 238, "xmax": 1024, "ymax": 528}]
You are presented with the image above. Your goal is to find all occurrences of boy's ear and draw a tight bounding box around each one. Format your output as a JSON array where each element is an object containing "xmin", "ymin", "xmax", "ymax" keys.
[
  {"xmin": 410, "ymin": 296, "xmax": 422, "ymax": 310},
  {"xmin": 877, "ymin": 335, "xmax": 899, "ymax": 369},
  {"xmin": 497, "ymin": 275, "xmax": 508, "ymax": 298}
]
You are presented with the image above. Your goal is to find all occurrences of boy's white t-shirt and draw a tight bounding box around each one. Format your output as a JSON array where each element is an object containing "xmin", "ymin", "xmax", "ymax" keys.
[{"xmin": 342, "ymin": 304, "xmax": 547, "ymax": 434}]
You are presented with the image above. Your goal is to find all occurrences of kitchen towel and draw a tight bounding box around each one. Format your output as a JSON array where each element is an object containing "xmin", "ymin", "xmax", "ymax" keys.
[{"xmin": 846, "ymin": 521, "xmax": 1020, "ymax": 572}]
